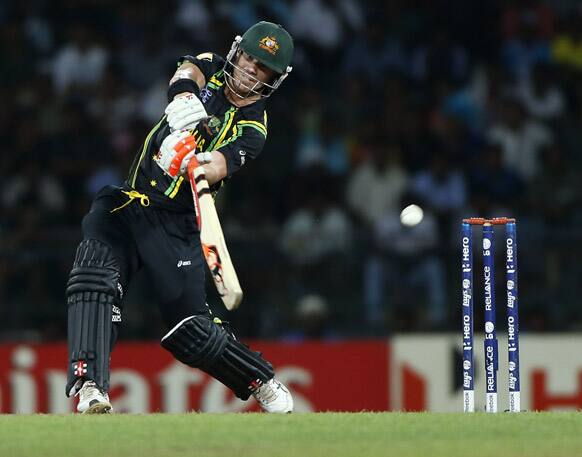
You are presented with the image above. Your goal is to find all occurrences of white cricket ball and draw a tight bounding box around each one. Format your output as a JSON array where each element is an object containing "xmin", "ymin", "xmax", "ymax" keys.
[{"xmin": 400, "ymin": 204, "xmax": 424, "ymax": 227}]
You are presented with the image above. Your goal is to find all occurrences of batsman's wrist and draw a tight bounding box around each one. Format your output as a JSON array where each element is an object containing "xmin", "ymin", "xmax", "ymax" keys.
[{"xmin": 168, "ymin": 78, "xmax": 200, "ymax": 102}]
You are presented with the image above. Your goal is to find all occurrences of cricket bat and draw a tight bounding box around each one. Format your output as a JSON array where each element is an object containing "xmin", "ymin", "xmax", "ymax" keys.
[{"xmin": 187, "ymin": 158, "xmax": 243, "ymax": 310}]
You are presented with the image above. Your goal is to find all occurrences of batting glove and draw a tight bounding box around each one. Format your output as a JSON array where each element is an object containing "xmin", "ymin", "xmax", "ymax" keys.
[
  {"xmin": 156, "ymin": 130, "xmax": 198, "ymax": 177},
  {"xmin": 165, "ymin": 93, "xmax": 208, "ymax": 131}
]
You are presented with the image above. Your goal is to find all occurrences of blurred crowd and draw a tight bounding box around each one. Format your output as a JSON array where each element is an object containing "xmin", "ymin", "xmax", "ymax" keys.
[{"xmin": 1, "ymin": 0, "xmax": 582, "ymax": 341}]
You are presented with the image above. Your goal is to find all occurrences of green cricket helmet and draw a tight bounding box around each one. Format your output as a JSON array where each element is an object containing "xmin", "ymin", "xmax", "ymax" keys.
[{"xmin": 224, "ymin": 21, "xmax": 294, "ymax": 98}]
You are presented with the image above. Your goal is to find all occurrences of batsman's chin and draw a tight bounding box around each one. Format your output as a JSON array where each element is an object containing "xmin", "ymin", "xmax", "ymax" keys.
[
  {"xmin": 233, "ymin": 87, "xmax": 253, "ymax": 98},
  {"xmin": 232, "ymin": 79, "xmax": 260, "ymax": 96}
]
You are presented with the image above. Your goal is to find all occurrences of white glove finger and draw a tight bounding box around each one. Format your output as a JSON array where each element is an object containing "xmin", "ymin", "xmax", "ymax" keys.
[
  {"xmin": 170, "ymin": 129, "xmax": 191, "ymax": 139},
  {"xmin": 161, "ymin": 129, "xmax": 190, "ymax": 150},
  {"xmin": 167, "ymin": 108, "xmax": 184, "ymax": 125},
  {"xmin": 171, "ymin": 118, "xmax": 199, "ymax": 132},
  {"xmin": 164, "ymin": 96, "xmax": 189, "ymax": 115},
  {"xmin": 160, "ymin": 134, "xmax": 177, "ymax": 152},
  {"xmin": 166, "ymin": 94, "xmax": 203, "ymax": 116},
  {"xmin": 166, "ymin": 94, "xmax": 208, "ymax": 130},
  {"xmin": 172, "ymin": 113, "xmax": 208, "ymax": 131},
  {"xmin": 167, "ymin": 109, "xmax": 194, "ymax": 127},
  {"xmin": 168, "ymin": 110, "xmax": 196, "ymax": 131},
  {"xmin": 169, "ymin": 104, "xmax": 207, "ymax": 124}
]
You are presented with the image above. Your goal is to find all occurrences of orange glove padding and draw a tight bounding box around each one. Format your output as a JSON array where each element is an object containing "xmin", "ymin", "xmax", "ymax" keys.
[{"xmin": 156, "ymin": 130, "xmax": 198, "ymax": 178}]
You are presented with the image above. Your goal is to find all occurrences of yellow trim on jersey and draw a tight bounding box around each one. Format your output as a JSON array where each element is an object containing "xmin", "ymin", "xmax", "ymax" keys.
[
  {"xmin": 169, "ymin": 176, "xmax": 185, "ymax": 199},
  {"xmin": 164, "ymin": 176, "xmax": 178, "ymax": 196},
  {"xmin": 217, "ymin": 117, "xmax": 269, "ymax": 149},
  {"xmin": 209, "ymin": 74, "xmax": 223, "ymax": 87},
  {"xmin": 131, "ymin": 116, "xmax": 166, "ymax": 187},
  {"xmin": 196, "ymin": 52, "xmax": 213, "ymax": 61},
  {"xmin": 212, "ymin": 109, "xmax": 237, "ymax": 150},
  {"xmin": 237, "ymin": 120, "xmax": 267, "ymax": 137},
  {"xmin": 207, "ymin": 108, "xmax": 236, "ymax": 151}
]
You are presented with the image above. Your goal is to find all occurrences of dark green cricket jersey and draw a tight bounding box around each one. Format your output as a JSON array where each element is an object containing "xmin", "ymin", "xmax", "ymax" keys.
[{"xmin": 125, "ymin": 52, "xmax": 268, "ymax": 212}]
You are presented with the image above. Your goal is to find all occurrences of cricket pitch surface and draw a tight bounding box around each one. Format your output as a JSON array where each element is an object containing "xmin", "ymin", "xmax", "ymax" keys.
[{"xmin": 1, "ymin": 412, "xmax": 581, "ymax": 456}]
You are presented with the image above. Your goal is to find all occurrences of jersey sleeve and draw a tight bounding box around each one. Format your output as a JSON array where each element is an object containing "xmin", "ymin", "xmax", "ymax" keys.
[
  {"xmin": 177, "ymin": 52, "xmax": 225, "ymax": 83},
  {"xmin": 215, "ymin": 113, "xmax": 268, "ymax": 177}
]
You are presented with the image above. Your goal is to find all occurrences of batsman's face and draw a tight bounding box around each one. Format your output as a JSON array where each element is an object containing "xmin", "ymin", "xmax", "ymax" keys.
[{"xmin": 231, "ymin": 51, "xmax": 275, "ymax": 95}]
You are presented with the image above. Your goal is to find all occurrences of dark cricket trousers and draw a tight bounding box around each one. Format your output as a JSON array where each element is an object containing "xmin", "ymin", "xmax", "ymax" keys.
[{"xmin": 80, "ymin": 185, "xmax": 209, "ymax": 329}]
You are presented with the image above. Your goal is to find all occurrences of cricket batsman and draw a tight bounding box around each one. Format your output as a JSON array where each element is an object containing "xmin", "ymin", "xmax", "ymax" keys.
[{"xmin": 65, "ymin": 21, "xmax": 294, "ymax": 414}]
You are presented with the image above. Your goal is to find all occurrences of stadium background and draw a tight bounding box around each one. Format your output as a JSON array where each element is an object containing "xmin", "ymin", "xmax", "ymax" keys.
[{"xmin": 1, "ymin": 0, "xmax": 582, "ymax": 413}]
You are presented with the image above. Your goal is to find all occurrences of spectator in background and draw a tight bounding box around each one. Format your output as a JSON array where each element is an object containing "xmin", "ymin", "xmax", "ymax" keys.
[
  {"xmin": 280, "ymin": 185, "xmax": 352, "ymax": 301},
  {"xmin": 51, "ymin": 23, "xmax": 108, "ymax": 95},
  {"xmin": 529, "ymin": 144, "xmax": 582, "ymax": 225},
  {"xmin": 501, "ymin": 11, "xmax": 551, "ymax": 81},
  {"xmin": 283, "ymin": 294, "xmax": 336, "ymax": 341},
  {"xmin": 296, "ymin": 113, "xmax": 349, "ymax": 176},
  {"xmin": 48, "ymin": 102, "xmax": 108, "ymax": 179},
  {"xmin": 173, "ymin": 0, "xmax": 214, "ymax": 47},
  {"xmin": 335, "ymin": 77, "xmax": 372, "ymax": 129},
  {"xmin": 280, "ymin": 190, "xmax": 352, "ymax": 267},
  {"xmin": 467, "ymin": 63, "xmax": 512, "ymax": 129},
  {"xmin": 347, "ymin": 138, "xmax": 408, "ymax": 227},
  {"xmin": 363, "ymin": 194, "xmax": 445, "ymax": 331},
  {"xmin": 557, "ymin": 78, "xmax": 582, "ymax": 167},
  {"xmin": 1, "ymin": 114, "xmax": 67, "ymax": 222},
  {"xmin": 289, "ymin": 0, "xmax": 364, "ymax": 68},
  {"xmin": 18, "ymin": 74, "xmax": 61, "ymax": 135},
  {"xmin": 341, "ymin": 19, "xmax": 406, "ymax": 87},
  {"xmin": 468, "ymin": 141, "xmax": 525, "ymax": 214},
  {"xmin": 85, "ymin": 154, "xmax": 124, "ymax": 198},
  {"xmin": 552, "ymin": 13, "xmax": 582, "ymax": 71},
  {"xmin": 293, "ymin": 87, "xmax": 324, "ymax": 140},
  {"xmin": 21, "ymin": 1, "xmax": 54, "ymax": 56},
  {"xmin": 383, "ymin": 74, "xmax": 415, "ymax": 140},
  {"xmin": 515, "ymin": 63, "xmax": 565, "ymax": 122},
  {"xmin": 1, "ymin": 159, "xmax": 66, "ymax": 220},
  {"xmin": 118, "ymin": 34, "xmax": 173, "ymax": 91},
  {"xmin": 488, "ymin": 97, "xmax": 553, "ymax": 180},
  {"xmin": 411, "ymin": 28, "xmax": 469, "ymax": 84},
  {"xmin": 429, "ymin": 109, "xmax": 482, "ymax": 169},
  {"xmin": 215, "ymin": 0, "xmax": 290, "ymax": 32},
  {"xmin": 502, "ymin": 0, "xmax": 554, "ymax": 41},
  {"xmin": 88, "ymin": 66, "xmax": 137, "ymax": 133},
  {"xmin": 409, "ymin": 154, "xmax": 467, "ymax": 217},
  {"xmin": 528, "ymin": 143, "xmax": 582, "ymax": 324},
  {"xmin": 139, "ymin": 77, "xmax": 170, "ymax": 124},
  {"xmin": 0, "ymin": 21, "xmax": 34, "ymax": 89},
  {"xmin": 395, "ymin": 105, "xmax": 434, "ymax": 174}
]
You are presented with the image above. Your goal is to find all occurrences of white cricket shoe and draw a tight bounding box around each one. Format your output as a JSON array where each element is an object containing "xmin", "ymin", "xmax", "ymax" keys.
[
  {"xmin": 252, "ymin": 378, "xmax": 293, "ymax": 413},
  {"xmin": 76, "ymin": 380, "xmax": 112, "ymax": 414}
]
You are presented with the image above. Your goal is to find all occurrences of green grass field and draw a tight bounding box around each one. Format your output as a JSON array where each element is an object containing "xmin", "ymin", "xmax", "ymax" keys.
[{"xmin": 1, "ymin": 412, "xmax": 582, "ymax": 457}]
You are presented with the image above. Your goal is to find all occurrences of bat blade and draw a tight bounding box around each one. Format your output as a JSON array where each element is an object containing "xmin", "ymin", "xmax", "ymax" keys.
[{"xmin": 187, "ymin": 160, "xmax": 243, "ymax": 310}]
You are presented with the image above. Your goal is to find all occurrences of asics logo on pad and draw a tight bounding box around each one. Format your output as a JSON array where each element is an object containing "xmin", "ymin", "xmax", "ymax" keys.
[{"xmin": 177, "ymin": 260, "xmax": 192, "ymax": 268}]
